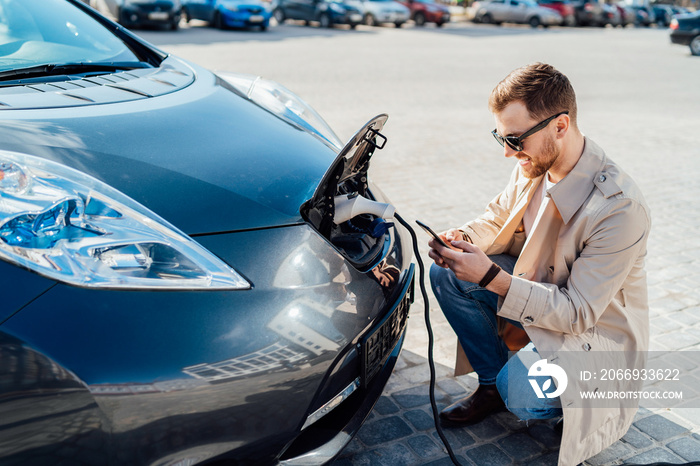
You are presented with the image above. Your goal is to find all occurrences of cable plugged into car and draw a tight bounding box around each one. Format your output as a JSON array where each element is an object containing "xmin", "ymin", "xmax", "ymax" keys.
[{"xmin": 331, "ymin": 199, "xmax": 462, "ymax": 465}]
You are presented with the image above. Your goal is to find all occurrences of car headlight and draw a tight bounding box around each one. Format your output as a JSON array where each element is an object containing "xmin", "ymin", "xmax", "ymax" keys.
[
  {"xmin": 223, "ymin": 4, "xmax": 239, "ymax": 12},
  {"xmin": 0, "ymin": 151, "xmax": 251, "ymax": 290},
  {"xmin": 217, "ymin": 72, "xmax": 343, "ymax": 151}
]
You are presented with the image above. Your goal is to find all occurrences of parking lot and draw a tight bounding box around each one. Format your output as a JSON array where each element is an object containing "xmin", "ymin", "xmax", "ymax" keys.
[{"xmin": 140, "ymin": 18, "xmax": 700, "ymax": 465}]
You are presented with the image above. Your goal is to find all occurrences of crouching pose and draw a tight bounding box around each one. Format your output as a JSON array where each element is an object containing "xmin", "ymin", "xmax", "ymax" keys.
[{"xmin": 428, "ymin": 63, "xmax": 650, "ymax": 465}]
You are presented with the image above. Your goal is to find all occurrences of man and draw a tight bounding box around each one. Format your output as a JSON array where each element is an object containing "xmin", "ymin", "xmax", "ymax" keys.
[{"xmin": 428, "ymin": 63, "xmax": 650, "ymax": 465}]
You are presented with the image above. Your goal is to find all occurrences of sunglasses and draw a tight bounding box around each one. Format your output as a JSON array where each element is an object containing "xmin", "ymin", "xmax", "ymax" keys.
[{"xmin": 492, "ymin": 111, "xmax": 569, "ymax": 152}]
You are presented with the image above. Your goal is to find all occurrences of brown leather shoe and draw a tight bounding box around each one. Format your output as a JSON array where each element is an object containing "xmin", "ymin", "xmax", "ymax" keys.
[{"xmin": 439, "ymin": 384, "xmax": 505, "ymax": 426}]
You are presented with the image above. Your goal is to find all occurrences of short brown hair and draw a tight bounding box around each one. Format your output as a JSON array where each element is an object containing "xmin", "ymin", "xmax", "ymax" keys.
[{"xmin": 488, "ymin": 63, "xmax": 578, "ymax": 128}]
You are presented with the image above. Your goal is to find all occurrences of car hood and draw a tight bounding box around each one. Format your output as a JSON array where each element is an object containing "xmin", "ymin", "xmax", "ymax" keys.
[{"xmin": 0, "ymin": 57, "xmax": 342, "ymax": 236}]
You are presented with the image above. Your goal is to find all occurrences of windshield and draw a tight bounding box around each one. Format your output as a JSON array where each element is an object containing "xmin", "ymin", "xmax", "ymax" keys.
[{"xmin": 0, "ymin": 0, "xmax": 140, "ymax": 73}]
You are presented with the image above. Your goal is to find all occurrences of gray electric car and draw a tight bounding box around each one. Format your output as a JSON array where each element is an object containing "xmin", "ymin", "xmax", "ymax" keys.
[{"xmin": 0, "ymin": 1, "xmax": 414, "ymax": 464}]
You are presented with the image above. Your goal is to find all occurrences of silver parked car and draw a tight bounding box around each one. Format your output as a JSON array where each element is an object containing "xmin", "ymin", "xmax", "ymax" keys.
[
  {"xmin": 348, "ymin": 0, "xmax": 411, "ymax": 26},
  {"xmin": 469, "ymin": 0, "xmax": 563, "ymax": 27}
]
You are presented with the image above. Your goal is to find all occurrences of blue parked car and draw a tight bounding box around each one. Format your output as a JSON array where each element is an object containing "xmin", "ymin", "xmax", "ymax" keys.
[{"xmin": 182, "ymin": 0, "xmax": 272, "ymax": 30}]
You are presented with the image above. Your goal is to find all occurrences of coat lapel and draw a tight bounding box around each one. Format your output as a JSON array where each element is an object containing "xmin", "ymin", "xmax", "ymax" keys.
[
  {"xmin": 513, "ymin": 197, "xmax": 563, "ymax": 282},
  {"xmin": 490, "ymin": 175, "xmax": 542, "ymax": 252}
]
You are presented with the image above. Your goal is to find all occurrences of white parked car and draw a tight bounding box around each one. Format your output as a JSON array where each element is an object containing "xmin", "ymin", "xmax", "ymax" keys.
[
  {"xmin": 469, "ymin": 0, "xmax": 562, "ymax": 27},
  {"xmin": 348, "ymin": 0, "xmax": 411, "ymax": 26}
]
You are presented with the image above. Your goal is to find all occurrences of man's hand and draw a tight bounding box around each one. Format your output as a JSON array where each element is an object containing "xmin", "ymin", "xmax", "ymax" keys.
[
  {"xmin": 442, "ymin": 228, "xmax": 465, "ymax": 244},
  {"xmin": 428, "ymin": 239, "xmax": 512, "ymax": 296},
  {"xmin": 428, "ymin": 229, "xmax": 464, "ymax": 268},
  {"xmin": 428, "ymin": 239, "xmax": 490, "ymax": 281}
]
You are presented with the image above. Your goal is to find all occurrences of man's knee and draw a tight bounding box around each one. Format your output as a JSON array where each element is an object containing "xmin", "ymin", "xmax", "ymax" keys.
[{"xmin": 496, "ymin": 345, "xmax": 562, "ymax": 421}]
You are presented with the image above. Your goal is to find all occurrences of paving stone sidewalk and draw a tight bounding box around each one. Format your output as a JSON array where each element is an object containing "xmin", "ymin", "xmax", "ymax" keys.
[{"xmin": 331, "ymin": 348, "xmax": 700, "ymax": 466}]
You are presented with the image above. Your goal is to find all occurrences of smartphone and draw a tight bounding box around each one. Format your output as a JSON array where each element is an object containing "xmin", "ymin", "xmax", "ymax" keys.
[{"xmin": 415, "ymin": 220, "xmax": 451, "ymax": 249}]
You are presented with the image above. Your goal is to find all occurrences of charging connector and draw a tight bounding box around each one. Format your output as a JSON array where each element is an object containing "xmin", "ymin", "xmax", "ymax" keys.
[{"xmin": 333, "ymin": 194, "xmax": 395, "ymax": 225}]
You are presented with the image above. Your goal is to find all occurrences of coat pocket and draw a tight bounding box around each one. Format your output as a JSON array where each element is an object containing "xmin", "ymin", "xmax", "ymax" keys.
[{"xmin": 615, "ymin": 287, "xmax": 626, "ymax": 308}]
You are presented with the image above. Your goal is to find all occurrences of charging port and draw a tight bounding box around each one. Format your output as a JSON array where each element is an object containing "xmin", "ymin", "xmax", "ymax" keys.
[{"xmin": 300, "ymin": 115, "xmax": 390, "ymax": 271}]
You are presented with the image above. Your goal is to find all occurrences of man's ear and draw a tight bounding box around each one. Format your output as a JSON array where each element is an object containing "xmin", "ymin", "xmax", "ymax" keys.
[{"xmin": 555, "ymin": 114, "xmax": 570, "ymax": 138}]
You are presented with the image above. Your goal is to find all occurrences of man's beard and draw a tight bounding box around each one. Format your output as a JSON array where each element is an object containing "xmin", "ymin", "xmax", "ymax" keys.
[{"xmin": 520, "ymin": 135, "xmax": 559, "ymax": 179}]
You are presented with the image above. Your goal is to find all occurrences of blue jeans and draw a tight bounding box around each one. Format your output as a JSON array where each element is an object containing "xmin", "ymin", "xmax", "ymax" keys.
[{"xmin": 430, "ymin": 255, "xmax": 562, "ymax": 421}]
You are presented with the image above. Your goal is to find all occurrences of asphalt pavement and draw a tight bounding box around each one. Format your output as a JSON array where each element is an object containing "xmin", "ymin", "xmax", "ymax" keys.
[{"xmin": 139, "ymin": 16, "xmax": 700, "ymax": 465}]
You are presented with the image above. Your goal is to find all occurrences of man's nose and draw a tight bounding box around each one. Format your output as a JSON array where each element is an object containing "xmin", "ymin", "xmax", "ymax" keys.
[{"xmin": 503, "ymin": 144, "xmax": 519, "ymax": 158}]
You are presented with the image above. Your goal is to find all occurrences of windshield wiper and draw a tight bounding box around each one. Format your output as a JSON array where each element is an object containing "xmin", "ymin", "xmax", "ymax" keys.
[{"xmin": 0, "ymin": 61, "xmax": 153, "ymax": 83}]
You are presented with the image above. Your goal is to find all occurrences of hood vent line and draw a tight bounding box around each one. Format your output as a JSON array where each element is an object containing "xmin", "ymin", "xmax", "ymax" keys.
[
  {"xmin": 60, "ymin": 93, "xmax": 95, "ymax": 103},
  {"xmin": 106, "ymin": 85, "xmax": 152, "ymax": 97},
  {"xmin": 147, "ymin": 77, "xmax": 176, "ymax": 87}
]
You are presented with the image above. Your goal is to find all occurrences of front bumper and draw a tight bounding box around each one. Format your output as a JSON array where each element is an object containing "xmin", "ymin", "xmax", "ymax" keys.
[
  {"xmin": 333, "ymin": 11, "xmax": 364, "ymax": 24},
  {"xmin": 0, "ymin": 221, "xmax": 413, "ymax": 465},
  {"xmin": 221, "ymin": 8, "xmax": 272, "ymax": 27},
  {"xmin": 427, "ymin": 11, "xmax": 450, "ymax": 23},
  {"xmin": 376, "ymin": 12, "xmax": 410, "ymax": 22},
  {"xmin": 279, "ymin": 265, "xmax": 413, "ymax": 463}
]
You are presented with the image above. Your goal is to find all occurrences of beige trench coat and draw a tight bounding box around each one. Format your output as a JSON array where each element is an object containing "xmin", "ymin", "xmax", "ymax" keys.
[{"xmin": 459, "ymin": 138, "xmax": 651, "ymax": 465}]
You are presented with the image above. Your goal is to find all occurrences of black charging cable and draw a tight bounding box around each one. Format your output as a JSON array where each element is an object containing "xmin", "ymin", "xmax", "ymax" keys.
[{"xmin": 394, "ymin": 212, "xmax": 462, "ymax": 466}]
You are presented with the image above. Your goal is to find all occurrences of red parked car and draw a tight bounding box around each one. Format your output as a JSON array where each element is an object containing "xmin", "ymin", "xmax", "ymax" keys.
[
  {"xmin": 399, "ymin": 0, "xmax": 450, "ymax": 26},
  {"xmin": 537, "ymin": 0, "xmax": 575, "ymax": 25}
]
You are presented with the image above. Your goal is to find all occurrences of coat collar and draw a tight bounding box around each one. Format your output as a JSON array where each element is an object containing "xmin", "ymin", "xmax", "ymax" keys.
[{"xmin": 547, "ymin": 136, "xmax": 607, "ymax": 225}]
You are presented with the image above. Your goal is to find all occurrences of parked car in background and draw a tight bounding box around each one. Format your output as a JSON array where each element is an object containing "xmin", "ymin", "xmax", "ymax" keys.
[
  {"xmin": 629, "ymin": 4, "xmax": 655, "ymax": 26},
  {"xmin": 348, "ymin": 0, "xmax": 410, "ymax": 26},
  {"xmin": 468, "ymin": 0, "xmax": 562, "ymax": 27},
  {"xmin": 571, "ymin": 0, "xmax": 604, "ymax": 26},
  {"xmin": 670, "ymin": 10, "xmax": 700, "ymax": 55},
  {"xmin": 537, "ymin": 0, "xmax": 576, "ymax": 26},
  {"xmin": 85, "ymin": 0, "xmax": 183, "ymax": 29},
  {"xmin": 670, "ymin": 5, "xmax": 690, "ymax": 16},
  {"xmin": 651, "ymin": 3, "xmax": 673, "ymax": 27},
  {"xmin": 399, "ymin": 0, "xmax": 451, "ymax": 26},
  {"xmin": 601, "ymin": 2, "xmax": 621, "ymax": 26},
  {"xmin": 0, "ymin": 1, "xmax": 415, "ymax": 465},
  {"xmin": 613, "ymin": 2, "xmax": 636, "ymax": 27},
  {"xmin": 274, "ymin": 0, "xmax": 363, "ymax": 27},
  {"xmin": 182, "ymin": 0, "xmax": 272, "ymax": 29}
]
